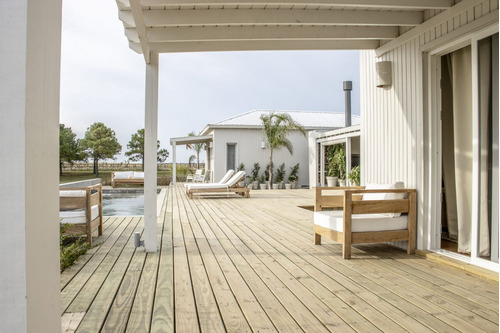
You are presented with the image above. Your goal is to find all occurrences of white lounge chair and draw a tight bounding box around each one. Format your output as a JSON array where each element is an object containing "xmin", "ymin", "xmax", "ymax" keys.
[
  {"xmin": 186, "ymin": 169, "xmax": 203, "ymax": 182},
  {"xmin": 184, "ymin": 169, "xmax": 234, "ymax": 188},
  {"xmin": 186, "ymin": 171, "xmax": 250, "ymax": 198}
]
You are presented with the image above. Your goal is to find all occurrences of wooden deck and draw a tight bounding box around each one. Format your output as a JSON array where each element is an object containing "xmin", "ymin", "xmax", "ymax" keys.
[{"xmin": 61, "ymin": 184, "xmax": 499, "ymax": 332}]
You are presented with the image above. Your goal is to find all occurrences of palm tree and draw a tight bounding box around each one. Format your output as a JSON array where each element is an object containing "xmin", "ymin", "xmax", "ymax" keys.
[
  {"xmin": 186, "ymin": 131, "xmax": 205, "ymax": 169},
  {"xmin": 260, "ymin": 112, "xmax": 306, "ymax": 187}
]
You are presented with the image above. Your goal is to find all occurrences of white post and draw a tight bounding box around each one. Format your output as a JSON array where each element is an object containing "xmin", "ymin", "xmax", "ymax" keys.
[
  {"xmin": 144, "ymin": 52, "xmax": 159, "ymax": 253},
  {"xmin": 346, "ymin": 137, "xmax": 352, "ymax": 186},
  {"xmin": 172, "ymin": 141, "xmax": 177, "ymax": 185},
  {"xmin": 320, "ymin": 144, "xmax": 325, "ymax": 187},
  {"xmin": 1, "ymin": 1, "xmax": 62, "ymax": 332}
]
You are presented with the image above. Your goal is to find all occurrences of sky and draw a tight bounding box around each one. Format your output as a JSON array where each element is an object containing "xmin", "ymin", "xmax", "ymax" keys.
[{"xmin": 60, "ymin": 0, "xmax": 360, "ymax": 163}]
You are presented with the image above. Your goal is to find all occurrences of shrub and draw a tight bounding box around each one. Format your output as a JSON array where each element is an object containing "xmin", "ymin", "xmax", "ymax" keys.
[{"xmin": 60, "ymin": 224, "xmax": 90, "ymax": 272}]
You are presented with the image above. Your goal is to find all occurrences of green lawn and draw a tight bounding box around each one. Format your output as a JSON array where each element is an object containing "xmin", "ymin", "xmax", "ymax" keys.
[{"xmin": 60, "ymin": 169, "xmax": 186, "ymax": 185}]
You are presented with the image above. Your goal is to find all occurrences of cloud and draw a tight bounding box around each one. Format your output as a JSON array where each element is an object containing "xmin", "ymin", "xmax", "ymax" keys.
[{"xmin": 60, "ymin": 0, "xmax": 360, "ymax": 164}]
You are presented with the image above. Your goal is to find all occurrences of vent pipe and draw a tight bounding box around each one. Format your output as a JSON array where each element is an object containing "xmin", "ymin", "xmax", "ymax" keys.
[{"xmin": 343, "ymin": 81, "xmax": 352, "ymax": 127}]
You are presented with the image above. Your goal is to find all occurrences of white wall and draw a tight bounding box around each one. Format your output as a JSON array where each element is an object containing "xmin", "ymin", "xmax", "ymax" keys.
[
  {"xmin": 212, "ymin": 128, "xmax": 311, "ymax": 187},
  {"xmin": 360, "ymin": 0, "xmax": 498, "ymax": 250},
  {"xmin": 1, "ymin": 1, "xmax": 62, "ymax": 332}
]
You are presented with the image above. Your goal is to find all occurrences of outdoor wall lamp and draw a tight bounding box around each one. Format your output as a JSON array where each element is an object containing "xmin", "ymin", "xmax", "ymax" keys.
[
  {"xmin": 261, "ymin": 141, "xmax": 266, "ymax": 149},
  {"xmin": 376, "ymin": 61, "xmax": 392, "ymax": 88}
]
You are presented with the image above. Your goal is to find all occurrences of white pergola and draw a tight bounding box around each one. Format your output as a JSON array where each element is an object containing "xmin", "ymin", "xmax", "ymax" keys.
[
  {"xmin": 114, "ymin": 0, "xmax": 453, "ymax": 253},
  {"xmin": 169, "ymin": 134, "xmax": 213, "ymax": 184},
  {"xmin": 1, "ymin": 1, "xmax": 458, "ymax": 331}
]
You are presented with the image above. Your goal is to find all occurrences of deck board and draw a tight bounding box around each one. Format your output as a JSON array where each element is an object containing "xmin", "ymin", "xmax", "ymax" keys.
[{"xmin": 61, "ymin": 185, "xmax": 499, "ymax": 333}]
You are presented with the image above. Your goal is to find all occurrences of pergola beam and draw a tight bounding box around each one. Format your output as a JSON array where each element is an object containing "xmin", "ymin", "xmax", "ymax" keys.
[
  {"xmin": 130, "ymin": 0, "xmax": 151, "ymax": 63},
  {"xmin": 147, "ymin": 39, "xmax": 379, "ymax": 52},
  {"xmin": 140, "ymin": 0, "xmax": 452, "ymax": 10},
  {"xmin": 141, "ymin": 26, "xmax": 397, "ymax": 42},
  {"xmin": 139, "ymin": 9, "xmax": 423, "ymax": 27}
]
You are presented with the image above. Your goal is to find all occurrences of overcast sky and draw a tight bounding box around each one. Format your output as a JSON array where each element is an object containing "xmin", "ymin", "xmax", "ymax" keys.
[{"xmin": 60, "ymin": 0, "xmax": 360, "ymax": 163}]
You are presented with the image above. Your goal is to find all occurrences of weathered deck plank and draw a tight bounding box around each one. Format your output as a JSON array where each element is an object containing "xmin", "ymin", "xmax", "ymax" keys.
[{"xmin": 60, "ymin": 185, "xmax": 499, "ymax": 333}]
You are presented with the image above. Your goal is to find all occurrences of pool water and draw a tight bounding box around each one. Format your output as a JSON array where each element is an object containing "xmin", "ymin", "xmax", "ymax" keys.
[{"xmin": 103, "ymin": 191, "xmax": 145, "ymax": 216}]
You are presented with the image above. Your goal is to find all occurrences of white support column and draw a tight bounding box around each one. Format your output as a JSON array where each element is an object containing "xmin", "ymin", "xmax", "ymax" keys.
[
  {"xmin": 172, "ymin": 141, "xmax": 177, "ymax": 185},
  {"xmin": 346, "ymin": 137, "xmax": 352, "ymax": 186},
  {"xmin": 1, "ymin": 1, "xmax": 62, "ymax": 332},
  {"xmin": 144, "ymin": 52, "xmax": 159, "ymax": 253},
  {"xmin": 320, "ymin": 144, "xmax": 325, "ymax": 187}
]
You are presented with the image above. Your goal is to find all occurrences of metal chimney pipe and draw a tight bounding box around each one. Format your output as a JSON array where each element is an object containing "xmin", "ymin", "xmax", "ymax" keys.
[{"xmin": 343, "ymin": 81, "xmax": 352, "ymax": 127}]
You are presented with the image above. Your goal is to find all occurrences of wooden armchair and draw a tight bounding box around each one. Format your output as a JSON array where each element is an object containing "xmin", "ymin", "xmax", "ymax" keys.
[
  {"xmin": 313, "ymin": 184, "xmax": 416, "ymax": 259},
  {"xmin": 59, "ymin": 184, "xmax": 103, "ymax": 246}
]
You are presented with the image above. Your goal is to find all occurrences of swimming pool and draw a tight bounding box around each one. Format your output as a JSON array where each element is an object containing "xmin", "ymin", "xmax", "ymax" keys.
[{"xmin": 102, "ymin": 190, "xmax": 145, "ymax": 216}]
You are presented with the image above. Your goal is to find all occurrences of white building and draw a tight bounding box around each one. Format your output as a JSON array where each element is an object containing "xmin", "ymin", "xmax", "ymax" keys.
[
  {"xmin": 196, "ymin": 110, "xmax": 359, "ymax": 188},
  {"xmin": 2, "ymin": 2, "xmax": 498, "ymax": 331}
]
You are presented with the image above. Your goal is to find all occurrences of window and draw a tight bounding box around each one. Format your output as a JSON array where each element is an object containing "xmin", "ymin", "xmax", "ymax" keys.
[{"xmin": 226, "ymin": 143, "xmax": 236, "ymax": 171}]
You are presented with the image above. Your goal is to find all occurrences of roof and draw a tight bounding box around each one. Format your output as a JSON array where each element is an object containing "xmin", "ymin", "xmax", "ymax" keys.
[
  {"xmin": 114, "ymin": 0, "xmax": 453, "ymax": 62},
  {"xmin": 200, "ymin": 109, "xmax": 360, "ymax": 135}
]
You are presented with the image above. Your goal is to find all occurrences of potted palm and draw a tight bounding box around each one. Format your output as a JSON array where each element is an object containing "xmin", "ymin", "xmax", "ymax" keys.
[
  {"xmin": 348, "ymin": 165, "xmax": 360, "ymax": 186},
  {"xmin": 333, "ymin": 145, "xmax": 346, "ymax": 187},
  {"xmin": 250, "ymin": 162, "xmax": 260, "ymax": 190},
  {"xmin": 258, "ymin": 174, "xmax": 267, "ymax": 190},
  {"xmin": 288, "ymin": 163, "xmax": 299, "ymax": 189},
  {"xmin": 275, "ymin": 163, "xmax": 286, "ymax": 189},
  {"xmin": 237, "ymin": 163, "xmax": 245, "ymax": 187},
  {"xmin": 260, "ymin": 112, "xmax": 305, "ymax": 189}
]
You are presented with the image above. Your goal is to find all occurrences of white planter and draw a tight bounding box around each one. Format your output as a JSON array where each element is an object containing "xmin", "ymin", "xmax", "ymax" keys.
[
  {"xmin": 239, "ymin": 181, "xmax": 245, "ymax": 187},
  {"xmin": 290, "ymin": 181, "xmax": 297, "ymax": 189},
  {"xmin": 259, "ymin": 184, "xmax": 267, "ymax": 190},
  {"xmin": 285, "ymin": 183, "xmax": 292, "ymax": 190},
  {"xmin": 272, "ymin": 184, "xmax": 279, "ymax": 190},
  {"xmin": 252, "ymin": 181, "xmax": 259, "ymax": 190},
  {"xmin": 326, "ymin": 177, "xmax": 338, "ymax": 187},
  {"xmin": 339, "ymin": 180, "xmax": 346, "ymax": 187}
]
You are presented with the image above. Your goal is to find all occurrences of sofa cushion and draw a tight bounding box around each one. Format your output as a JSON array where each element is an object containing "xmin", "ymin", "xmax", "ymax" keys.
[
  {"xmin": 314, "ymin": 210, "xmax": 408, "ymax": 233},
  {"xmin": 59, "ymin": 190, "xmax": 86, "ymax": 197},
  {"xmin": 60, "ymin": 205, "xmax": 100, "ymax": 224},
  {"xmin": 114, "ymin": 171, "xmax": 134, "ymax": 179},
  {"xmin": 362, "ymin": 182, "xmax": 405, "ymax": 217},
  {"xmin": 133, "ymin": 172, "xmax": 144, "ymax": 179}
]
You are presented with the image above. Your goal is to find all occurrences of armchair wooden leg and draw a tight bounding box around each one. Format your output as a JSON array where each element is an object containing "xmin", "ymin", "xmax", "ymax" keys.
[
  {"xmin": 342, "ymin": 243, "xmax": 351, "ymax": 259},
  {"xmin": 314, "ymin": 233, "xmax": 321, "ymax": 245}
]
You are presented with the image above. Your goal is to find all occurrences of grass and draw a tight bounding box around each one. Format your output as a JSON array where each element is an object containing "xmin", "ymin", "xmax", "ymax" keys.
[
  {"xmin": 60, "ymin": 166, "xmax": 195, "ymax": 185},
  {"xmin": 60, "ymin": 224, "xmax": 90, "ymax": 272}
]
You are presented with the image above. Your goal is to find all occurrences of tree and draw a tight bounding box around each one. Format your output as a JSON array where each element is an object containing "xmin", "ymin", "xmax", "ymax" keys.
[
  {"xmin": 186, "ymin": 131, "xmax": 205, "ymax": 169},
  {"xmin": 125, "ymin": 129, "xmax": 170, "ymax": 171},
  {"xmin": 260, "ymin": 112, "xmax": 306, "ymax": 187},
  {"xmin": 80, "ymin": 122, "xmax": 122, "ymax": 176},
  {"xmin": 59, "ymin": 124, "xmax": 86, "ymax": 176}
]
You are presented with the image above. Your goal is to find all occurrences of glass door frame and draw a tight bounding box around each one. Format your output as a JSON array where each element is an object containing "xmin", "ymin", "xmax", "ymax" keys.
[{"xmin": 427, "ymin": 25, "xmax": 499, "ymax": 272}]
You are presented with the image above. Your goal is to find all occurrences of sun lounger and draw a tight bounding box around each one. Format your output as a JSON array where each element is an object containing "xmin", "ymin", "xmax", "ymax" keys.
[
  {"xmin": 313, "ymin": 182, "xmax": 416, "ymax": 259},
  {"xmin": 186, "ymin": 170, "xmax": 250, "ymax": 198},
  {"xmin": 185, "ymin": 169, "xmax": 234, "ymax": 188}
]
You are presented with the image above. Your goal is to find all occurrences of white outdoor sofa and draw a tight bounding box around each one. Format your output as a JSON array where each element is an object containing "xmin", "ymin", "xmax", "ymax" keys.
[
  {"xmin": 313, "ymin": 182, "xmax": 417, "ymax": 259},
  {"xmin": 59, "ymin": 184, "xmax": 103, "ymax": 246},
  {"xmin": 111, "ymin": 171, "xmax": 144, "ymax": 188}
]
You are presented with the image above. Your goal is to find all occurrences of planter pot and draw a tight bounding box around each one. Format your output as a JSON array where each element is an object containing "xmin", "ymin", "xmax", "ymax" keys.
[
  {"xmin": 285, "ymin": 183, "xmax": 292, "ymax": 190},
  {"xmin": 339, "ymin": 180, "xmax": 346, "ymax": 187},
  {"xmin": 290, "ymin": 181, "xmax": 297, "ymax": 189},
  {"xmin": 252, "ymin": 181, "xmax": 259, "ymax": 190},
  {"xmin": 326, "ymin": 177, "xmax": 338, "ymax": 187},
  {"xmin": 272, "ymin": 184, "xmax": 279, "ymax": 190},
  {"xmin": 259, "ymin": 184, "xmax": 268, "ymax": 190},
  {"xmin": 238, "ymin": 181, "xmax": 245, "ymax": 187}
]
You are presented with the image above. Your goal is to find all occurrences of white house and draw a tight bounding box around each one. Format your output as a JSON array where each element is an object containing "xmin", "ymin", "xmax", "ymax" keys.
[
  {"xmin": 2, "ymin": 1, "xmax": 498, "ymax": 331},
  {"xmin": 196, "ymin": 110, "xmax": 360, "ymax": 188}
]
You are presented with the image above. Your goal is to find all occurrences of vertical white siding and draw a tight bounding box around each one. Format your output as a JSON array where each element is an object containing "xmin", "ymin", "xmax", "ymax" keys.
[
  {"xmin": 212, "ymin": 128, "xmax": 312, "ymax": 188},
  {"xmin": 361, "ymin": 0, "xmax": 498, "ymax": 250}
]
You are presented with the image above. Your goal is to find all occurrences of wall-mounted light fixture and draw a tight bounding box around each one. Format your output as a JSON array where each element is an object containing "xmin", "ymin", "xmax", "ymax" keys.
[
  {"xmin": 376, "ymin": 61, "xmax": 392, "ymax": 88},
  {"xmin": 209, "ymin": 141, "xmax": 213, "ymax": 149},
  {"xmin": 261, "ymin": 141, "xmax": 266, "ymax": 149}
]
